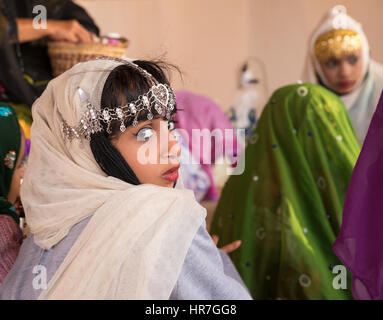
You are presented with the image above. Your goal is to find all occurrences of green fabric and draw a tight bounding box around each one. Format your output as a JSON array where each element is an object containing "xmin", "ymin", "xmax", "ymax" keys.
[
  {"xmin": 0, "ymin": 103, "xmax": 21, "ymax": 225},
  {"xmin": 211, "ymin": 83, "xmax": 360, "ymax": 300}
]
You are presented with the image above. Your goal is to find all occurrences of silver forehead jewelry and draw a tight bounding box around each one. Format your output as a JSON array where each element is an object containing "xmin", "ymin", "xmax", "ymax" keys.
[{"xmin": 61, "ymin": 58, "xmax": 176, "ymax": 141}]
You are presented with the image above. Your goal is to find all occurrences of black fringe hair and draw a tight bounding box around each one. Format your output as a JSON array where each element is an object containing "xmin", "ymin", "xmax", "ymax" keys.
[{"xmin": 90, "ymin": 60, "xmax": 178, "ymax": 185}]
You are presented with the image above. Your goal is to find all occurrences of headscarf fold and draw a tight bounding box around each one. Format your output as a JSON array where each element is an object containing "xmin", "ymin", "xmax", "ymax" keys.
[
  {"xmin": 211, "ymin": 83, "xmax": 360, "ymax": 299},
  {"xmin": 333, "ymin": 91, "xmax": 383, "ymax": 300},
  {"xmin": 22, "ymin": 58, "xmax": 205, "ymax": 299}
]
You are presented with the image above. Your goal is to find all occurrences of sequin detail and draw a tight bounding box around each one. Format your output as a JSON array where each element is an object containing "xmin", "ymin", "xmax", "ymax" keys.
[
  {"xmin": 299, "ymin": 274, "xmax": 312, "ymax": 287},
  {"xmin": 297, "ymin": 86, "xmax": 308, "ymax": 97},
  {"xmin": 0, "ymin": 107, "xmax": 13, "ymax": 117},
  {"xmin": 317, "ymin": 177, "xmax": 326, "ymax": 189},
  {"xmin": 4, "ymin": 151, "xmax": 16, "ymax": 169}
]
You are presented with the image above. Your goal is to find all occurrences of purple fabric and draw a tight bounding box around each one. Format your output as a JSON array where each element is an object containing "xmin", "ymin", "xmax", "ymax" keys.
[
  {"xmin": 25, "ymin": 139, "xmax": 31, "ymax": 157},
  {"xmin": 333, "ymin": 90, "xmax": 383, "ymax": 300},
  {"xmin": 175, "ymin": 91, "xmax": 240, "ymax": 201}
]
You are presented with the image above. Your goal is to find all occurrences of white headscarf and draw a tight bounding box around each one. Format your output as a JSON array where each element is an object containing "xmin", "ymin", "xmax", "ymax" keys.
[
  {"xmin": 21, "ymin": 58, "xmax": 206, "ymax": 299},
  {"xmin": 302, "ymin": 6, "xmax": 369, "ymax": 91},
  {"xmin": 302, "ymin": 5, "xmax": 383, "ymax": 144}
]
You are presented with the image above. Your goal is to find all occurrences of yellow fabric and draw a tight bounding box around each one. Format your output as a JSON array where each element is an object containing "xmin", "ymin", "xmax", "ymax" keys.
[{"xmin": 18, "ymin": 119, "xmax": 30, "ymax": 139}]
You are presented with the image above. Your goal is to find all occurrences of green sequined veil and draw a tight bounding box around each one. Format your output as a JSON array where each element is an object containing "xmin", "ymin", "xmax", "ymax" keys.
[{"xmin": 211, "ymin": 83, "xmax": 360, "ymax": 299}]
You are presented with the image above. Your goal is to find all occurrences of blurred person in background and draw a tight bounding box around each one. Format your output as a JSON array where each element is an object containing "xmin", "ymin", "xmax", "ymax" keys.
[
  {"xmin": 211, "ymin": 83, "xmax": 360, "ymax": 299},
  {"xmin": 302, "ymin": 5, "xmax": 383, "ymax": 145},
  {"xmin": 0, "ymin": 105, "xmax": 26, "ymax": 285},
  {"xmin": 0, "ymin": 0, "xmax": 99, "ymax": 148}
]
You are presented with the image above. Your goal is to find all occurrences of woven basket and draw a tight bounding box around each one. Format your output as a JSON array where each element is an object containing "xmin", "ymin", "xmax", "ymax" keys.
[{"xmin": 47, "ymin": 39, "xmax": 129, "ymax": 76}]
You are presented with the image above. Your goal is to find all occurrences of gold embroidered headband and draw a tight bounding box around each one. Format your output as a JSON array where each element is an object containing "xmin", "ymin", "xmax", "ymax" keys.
[{"xmin": 314, "ymin": 29, "xmax": 362, "ymax": 63}]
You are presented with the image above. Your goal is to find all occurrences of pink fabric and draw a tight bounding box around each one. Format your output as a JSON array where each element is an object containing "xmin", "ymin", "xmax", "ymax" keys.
[
  {"xmin": 0, "ymin": 215, "xmax": 23, "ymax": 285},
  {"xmin": 175, "ymin": 91, "xmax": 239, "ymax": 201}
]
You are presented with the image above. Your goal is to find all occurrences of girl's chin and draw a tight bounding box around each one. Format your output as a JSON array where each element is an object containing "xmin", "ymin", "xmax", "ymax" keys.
[
  {"xmin": 162, "ymin": 180, "xmax": 176, "ymax": 188},
  {"xmin": 331, "ymin": 85, "xmax": 355, "ymax": 96},
  {"xmin": 147, "ymin": 179, "xmax": 176, "ymax": 188},
  {"xmin": 337, "ymin": 89, "xmax": 354, "ymax": 95}
]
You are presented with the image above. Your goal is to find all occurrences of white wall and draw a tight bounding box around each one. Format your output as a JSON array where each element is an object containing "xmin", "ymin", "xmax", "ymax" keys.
[
  {"xmin": 76, "ymin": 0, "xmax": 383, "ymax": 110},
  {"xmin": 76, "ymin": 0, "xmax": 251, "ymax": 111}
]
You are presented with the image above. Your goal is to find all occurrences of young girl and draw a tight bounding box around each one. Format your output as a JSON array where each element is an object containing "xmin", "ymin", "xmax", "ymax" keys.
[
  {"xmin": 0, "ymin": 57, "xmax": 251, "ymax": 300},
  {"xmin": 0, "ymin": 105, "xmax": 25, "ymax": 284}
]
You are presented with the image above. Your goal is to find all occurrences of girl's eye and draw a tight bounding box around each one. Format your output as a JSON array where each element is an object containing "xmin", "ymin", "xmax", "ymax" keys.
[
  {"xmin": 347, "ymin": 55, "xmax": 358, "ymax": 65},
  {"xmin": 168, "ymin": 120, "xmax": 176, "ymax": 131},
  {"xmin": 325, "ymin": 58, "xmax": 339, "ymax": 68},
  {"xmin": 136, "ymin": 127, "xmax": 154, "ymax": 142}
]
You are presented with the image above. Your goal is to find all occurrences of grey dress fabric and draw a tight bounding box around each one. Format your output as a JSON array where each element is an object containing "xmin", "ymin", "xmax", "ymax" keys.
[{"xmin": 0, "ymin": 217, "xmax": 252, "ymax": 300}]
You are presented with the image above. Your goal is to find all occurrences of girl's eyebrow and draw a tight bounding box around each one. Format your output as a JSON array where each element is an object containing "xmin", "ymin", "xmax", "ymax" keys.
[
  {"xmin": 134, "ymin": 119, "xmax": 153, "ymax": 127},
  {"xmin": 138, "ymin": 120, "xmax": 153, "ymax": 126}
]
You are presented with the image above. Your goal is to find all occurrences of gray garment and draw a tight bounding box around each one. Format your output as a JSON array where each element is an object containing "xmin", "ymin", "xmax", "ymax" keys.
[{"xmin": 0, "ymin": 217, "xmax": 252, "ymax": 300}]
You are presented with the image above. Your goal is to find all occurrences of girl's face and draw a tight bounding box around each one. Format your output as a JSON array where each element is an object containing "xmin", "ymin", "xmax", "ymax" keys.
[
  {"xmin": 7, "ymin": 128, "xmax": 26, "ymax": 204},
  {"xmin": 319, "ymin": 51, "xmax": 364, "ymax": 95},
  {"xmin": 111, "ymin": 117, "xmax": 181, "ymax": 188}
]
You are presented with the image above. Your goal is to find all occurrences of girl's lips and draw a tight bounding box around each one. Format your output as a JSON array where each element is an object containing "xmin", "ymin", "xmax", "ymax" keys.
[
  {"xmin": 338, "ymin": 81, "xmax": 355, "ymax": 89},
  {"xmin": 162, "ymin": 164, "xmax": 180, "ymax": 182}
]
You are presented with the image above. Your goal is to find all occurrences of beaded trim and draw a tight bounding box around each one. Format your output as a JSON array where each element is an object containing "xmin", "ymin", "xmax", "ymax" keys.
[{"xmin": 61, "ymin": 58, "xmax": 176, "ymax": 141}]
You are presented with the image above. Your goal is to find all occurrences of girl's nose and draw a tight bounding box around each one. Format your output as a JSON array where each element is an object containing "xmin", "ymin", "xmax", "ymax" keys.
[
  {"xmin": 159, "ymin": 123, "xmax": 181, "ymax": 161},
  {"xmin": 339, "ymin": 60, "xmax": 352, "ymax": 77},
  {"xmin": 168, "ymin": 131, "xmax": 181, "ymax": 159}
]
